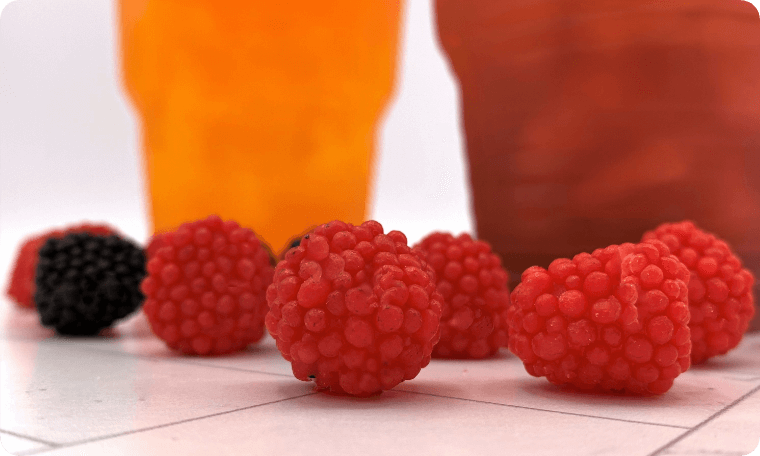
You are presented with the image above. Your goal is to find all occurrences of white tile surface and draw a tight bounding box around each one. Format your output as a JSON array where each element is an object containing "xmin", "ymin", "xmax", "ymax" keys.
[
  {"xmin": 397, "ymin": 337, "xmax": 760, "ymax": 428},
  {"xmin": 0, "ymin": 307, "xmax": 55, "ymax": 341},
  {"xmin": 688, "ymin": 336, "xmax": 760, "ymax": 382},
  {"xmin": 0, "ymin": 431, "xmax": 51, "ymax": 455},
  {"xmin": 2, "ymin": 297, "xmax": 760, "ymax": 454},
  {"xmin": 0, "ymin": 337, "xmax": 311, "ymax": 445},
  {"xmin": 37, "ymin": 391, "xmax": 683, "ymax": 456},
  {"xmin": 22, "ymin": 313, "xmax": 296, "ymax": 378},
  {"xmin": 0, "ymin": 303, "xmax": 292, "ymax": 378},
  {"xmin": 659, "ymin": 386, "xmax": 760, "ymax": 456}
]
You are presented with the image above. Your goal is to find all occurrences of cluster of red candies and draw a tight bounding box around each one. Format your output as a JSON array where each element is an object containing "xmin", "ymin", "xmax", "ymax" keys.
[{"xmin": 6, "ymin": 217, "xmax": 755, "ymax": 396}]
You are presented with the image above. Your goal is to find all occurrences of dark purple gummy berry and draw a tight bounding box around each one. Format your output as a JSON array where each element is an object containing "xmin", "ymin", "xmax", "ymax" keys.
[{"xmin": 35, "ymin": 232, "xmax": 146, "ymax": 335}]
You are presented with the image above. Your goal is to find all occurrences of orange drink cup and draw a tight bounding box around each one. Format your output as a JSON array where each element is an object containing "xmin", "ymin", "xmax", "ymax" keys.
[{"xmin": 118, "ymin": 1, "xmax": 403, "ymax": 254}]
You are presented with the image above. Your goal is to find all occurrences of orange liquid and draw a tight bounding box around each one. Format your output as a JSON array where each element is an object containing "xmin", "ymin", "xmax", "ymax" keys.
[{"xmin": 119, "ymin": 0, "xmax": 402, "ymax": 254}]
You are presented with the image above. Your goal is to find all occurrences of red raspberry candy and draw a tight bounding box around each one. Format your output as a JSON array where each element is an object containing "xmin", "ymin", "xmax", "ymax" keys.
[
  {"xmin": 642, "ymin": 221, "xmax": 756, "ymax": 364},
  {"xmin": 413, "ymin": 232, "xmax": 510, "ymax": 358},
  {"xmin": 141, "ymin": 215, "xmax": 274, "ymax": 355},
  {"xmin": 265, "ymin": 220, "xmax": 443, "ymax": 396},
  {"xmin": 6, "ymin": 223, "xmax": 116, "ymax": 309},
  {"xmin": 507, "ymin": 240, "xmax": 692, "ymax": 395}
]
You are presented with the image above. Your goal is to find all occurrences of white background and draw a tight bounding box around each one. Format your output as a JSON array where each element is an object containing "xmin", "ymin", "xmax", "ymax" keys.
[{"xmin": 0, "ymin": 0, "xmax": 472, "ymax": 279}]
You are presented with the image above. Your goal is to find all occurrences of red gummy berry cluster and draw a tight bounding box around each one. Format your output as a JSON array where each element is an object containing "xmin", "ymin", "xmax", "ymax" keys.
[
  {"xmin": 141, "ymin": 215, "xmax": 274, "ymax": 355},
  {"xmin": 266, "ymin": 220, "xmax": 443, "ymax": 396},
  {"xmin": 413, "ymin": 232, "xmax": 510, "ymax": 358},
  {"xmin": 6, "ymin": 223, "xmax": 116, "ymax": 309},
  {"xmin": 643, "ymin": 221, "xmax": 756, "ymax": 364},
  {"xmin": 507, "ymin": 240, "xmax": 692, "ymax": 395}
]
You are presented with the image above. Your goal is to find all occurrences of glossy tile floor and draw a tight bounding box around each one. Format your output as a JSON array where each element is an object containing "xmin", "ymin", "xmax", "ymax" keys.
[{"xmin": 1, "ymin": 295, "xmax": 759, "ymax": 455}]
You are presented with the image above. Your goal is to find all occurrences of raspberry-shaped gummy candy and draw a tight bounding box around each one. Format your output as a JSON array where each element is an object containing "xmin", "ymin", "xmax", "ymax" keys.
[
  {"xmin": 413, "ymin": 232, "xmax": 510, "ymax": 358},
  {"xmin": 642, "ymin": 221, "xmax": 755, "ymax": 364},
  {"xmin": 6, "ymin": 223, "xmax": 116, "ymax": 309},
  {"xmin": 141, "ymin": 216, "xmax": 274, "ymax": 355},
  {"xmin": 277, "ymin": 227, "xmax": 314, "ymax": 262},
  {"xmin": 507, "ymin": 240, "xmax": 692, "ymax": 395},
  {"xmin": 266, "ymin": 220, "xmax": 443, "ymax": 396},
  {"xmin": 35, "ymin": 232, "xmax": 146, "ymax": 335}
]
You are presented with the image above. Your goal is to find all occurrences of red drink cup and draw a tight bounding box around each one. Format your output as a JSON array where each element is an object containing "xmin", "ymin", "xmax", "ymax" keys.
[{"xmin": 436, "ymin": 0, "xmax": 760, "ymax": 329}]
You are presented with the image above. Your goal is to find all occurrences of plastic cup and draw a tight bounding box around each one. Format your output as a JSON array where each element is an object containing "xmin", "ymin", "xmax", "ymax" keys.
[
  {"xmin": 436, "ymin": 0, "xmax": 760, "ymax": 329},
  {"xmin": 118, "ymin": 0, "xmax": 403, "ymax": 254}
]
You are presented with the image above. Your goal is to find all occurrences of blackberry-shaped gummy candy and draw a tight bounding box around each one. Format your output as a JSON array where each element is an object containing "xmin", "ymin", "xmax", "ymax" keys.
[
  {"xmin": 34, "ymin": 232, "xmax": 146, "ymax": 335},
  {"xmin": 6, "ymin": 223, "xmax": 116, "ymax": 309}
]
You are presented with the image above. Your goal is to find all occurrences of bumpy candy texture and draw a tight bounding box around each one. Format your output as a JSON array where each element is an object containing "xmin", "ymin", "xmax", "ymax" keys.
[
  {"xmin": 6, "ymin": 223, "xmax": 116, "ymax": 309},
  {"xmin": 507, "ymin": 240, "xmax": 692, "ymax": 395},
  {"xmin": 35, "ymin": 232, "xmax": 146, "ymax": 335},
  {"xmin": 141, "ymin": 215, "xmax": 274, "ymax": 355},
  {"xmin": 642, "ymin": 221, "xmax": 756, "ymax": 364},
  {"xmin": 413, "ymin": 232, "xmax": 510, "ymax": 358},
  {"xmin": 266, "ymin": 220, "xmax": 443, "ymax": 396}
]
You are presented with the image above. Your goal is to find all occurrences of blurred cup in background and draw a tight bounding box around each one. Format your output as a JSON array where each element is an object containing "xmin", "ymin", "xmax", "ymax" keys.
[
  {"xmin": 118, "ymin": 0, "xmax": 403, "ymax": 254},
  {"xmin": 436, "ymin": 0, "xmax": 760, "ymax": 272},
  {"xmin": 436, "ymin": 0, "xmax": 760, "ymax": 329}
]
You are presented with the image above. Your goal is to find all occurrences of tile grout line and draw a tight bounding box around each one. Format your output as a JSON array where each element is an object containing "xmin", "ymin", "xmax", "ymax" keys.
[
  {"xmin": 45, "ymin": 341, "xmax": 294, "ymax": 378},
  {"xmin": 397, "ymin": 389, "xmax": 691, "ymax": 430},
  {"xmin": 646, "ymin": 383, "xmax": 760, "ymax": 456},
  {"xmin": 0, "ymin": 428, "xmax": 59, "ymax": 447},
  {"xmin": 26, "ymin": 392, "xmax": 318, "ymax": 455}
]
